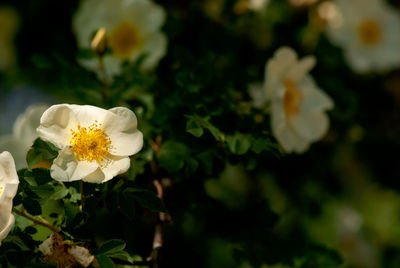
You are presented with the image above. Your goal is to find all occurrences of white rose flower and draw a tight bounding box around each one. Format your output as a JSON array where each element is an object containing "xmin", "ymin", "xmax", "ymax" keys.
[
  {"xmin": 265, "ymin": 47, "xmax": 334, "ymax": 153},
  {"xmin": 37, "ymin": 104, "xmax": 143, "ymax": 183},
  {"xmin": 325, "ymin": 0, "xmax": 400, "ymax": 73},
  {"xmin": 0, "ymin": 151, "xmax": 19, "ymax": 244},
  {"xmin": 73, "ymin": 0, "xmax": 167, "ymax": 80},
  {"xmin": 0, "ymin": 104, "xmax": 49, "ymax": 170}
]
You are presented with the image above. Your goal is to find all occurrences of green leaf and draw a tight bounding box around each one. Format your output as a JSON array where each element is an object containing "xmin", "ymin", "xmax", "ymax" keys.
[
  {"xmin": 119, "ymin": 192, "xmax": 135, "ymax": 219},
  {"xmin": 22, "ymin": 198, "xmax": 42, "ymax": 216},
  {"xmin": 97, "ymin": 239, "xmax": 126, "ymax": 256},
  {"xmin": 127, "ymin": 189, "xmax": 166, "ymax": 212},
  {"xmin": 227, "ymin": 133, "xmax": 252, "ymax": 155},
  {"xmin": 49, "ymin": 185, "xmax": 69, "ymax": 200},
  {"xmin": 185, "ymin": 115, "xmax": 225, "ymax": 142},
  {"xmin": 158, "ymin": 141, "xmax": 189, "ymax": 172},
  {"xmin": 96, "ymin": 254, "xmax": 116, "ymax": 268},
  {"xmin": 26, "ymin": 149, "xmax": 42, "ymax": 171},
  {"xmin": 30, "ymin": 184, "xmax": 54, "ymax": 199}
]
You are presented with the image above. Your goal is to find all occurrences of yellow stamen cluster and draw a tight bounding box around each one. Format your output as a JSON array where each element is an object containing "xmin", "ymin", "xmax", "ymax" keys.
[
  {"xmin": 109, "ymin": 21, "xmax": 143, "ymax": 58},
  {"xmin": 357, "ymin": 19, "xmax": 382, "ymax": 46},
  {"xmin": 0, "ymin": 185, "xmax": 3, "ymax": 198},
  {"xmin": 283, "ymin": 79, "xmax": 302, "ymax": 117},
  {"xmin": 70, "ymin": 121, "xmax": 111, "ymax": 163}
]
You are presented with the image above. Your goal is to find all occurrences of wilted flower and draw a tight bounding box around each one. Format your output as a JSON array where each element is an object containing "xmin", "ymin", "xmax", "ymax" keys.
[
  {"xmin": 39, "ymin": 233, "xmax": 94, "ymax": 267},
  {"xmin": 0, "ymin": 151, "xmax": 19, "ymax": 244},
  {"xmin": 0, "ymin": 104, "xmax": 49, "ymax": 169},
  {"xmin": 73, "ymin": 0, "xmax": 167, "ymax": 81},
  {"xmin": 265, "ymin": 47, "xmax": 333, "ymax": 153},
  {"xmin": 325, "ymin": 0, "xmax": 400, "ymax": 73},
  {"xmin": 37, "ymin": 104, "xmax": 143, "ymax": 183}
]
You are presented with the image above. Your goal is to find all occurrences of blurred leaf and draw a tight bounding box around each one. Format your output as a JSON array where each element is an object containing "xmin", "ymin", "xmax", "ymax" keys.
[
  {"xmin": 96, "ymin": 254, "xmax": 116, "ymax": 268},
  {"xmin": 158, "ymin": 141, "xmax": 189, "ymax": 172},
  {"xmin": 22, "ymin": 198, "xmax": 41, "ymax": 216},
  {"xmin": 126, "ymin": 189, "xmax": 166, "ymax": 212},
  {"xmin": 227, "ymin": 133, "xmax": 252, "ymax": 155},
  {"xmin": 97, "ymin": 240, "xmax": 126, "ymax": 256}
]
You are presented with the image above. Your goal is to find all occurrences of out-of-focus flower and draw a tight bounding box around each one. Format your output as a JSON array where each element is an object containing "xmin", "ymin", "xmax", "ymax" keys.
[
  {"xmin": 39, "ymin": 233, "xmax": 94, "ymax": 267},
  {"xmin": 234, "ymin": 0, "xmax": 269, "ymax": 14},
  {"xmin": 265, "ymin": 47, "xmax": 333, "ymax": 153},
  {"xmin": 0, "ymin": 7, "xmax": 19, "ymax": 71},
  {"xmin": 325, "ymin": 0, "xmax": 400, "ymax": 73},
  {"xmin": 73, "ymin": 0, "xmax": 167, "ymax": 81},
  {"xmin": 0, "ymin": 151, "xmax": 19, "ymax": 244},
  {"xmin": 37, "ymin": 104, "xmax": 143, "ymax": 183},
  {"xmin": 289, "ymin": 0, "xmax": 318, "ymax": 8},
  {"xmin": 0, "ymin": 104, "xmax": 49, "ymax": 170}
]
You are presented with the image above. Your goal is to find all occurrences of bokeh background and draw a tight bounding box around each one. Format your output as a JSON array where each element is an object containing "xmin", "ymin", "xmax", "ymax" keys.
[{"xmin": 2, "ymin": 0, "xmax": 400, "ymax": 267}]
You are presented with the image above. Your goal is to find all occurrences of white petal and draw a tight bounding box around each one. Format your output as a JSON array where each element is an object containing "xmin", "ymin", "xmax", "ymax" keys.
[
  {"xmin": 299, "ymin": 76, "xmax": 334, "ymax": 111},
  {"xmin": 290, "ymin": 111, "xmax": 330, "ymax": 142},
  {"xmin": 0, "ymin": 135, "xmax": 27, "ymax": 170},
  {"xmin": 0, "ymin": 214, "xmax": 14, "ymax": 244},
  {"xmin": 122, "ymin": 0, "xmax": 166, "ymax": 33},
  {"xmin": 103, "ymin": 107, "xmax": 143, "ymax": 156},
  {"xmin": 140, "ymin": 32, "xmax": 167, "ymax": 70},
  {"xmin": 38, "ymin": 236, "xmax": 53, "ymax": 256},
  {"xmin": 248, "ymin": 82, "xmax": 267, "ymax": 109},
  {"xmin": 82, "ymin": 156, "xmax": 130, "ymax": 183},
  {"xmin": 50, "ymin": 148, "xmax": 99, "ymax": 182},
  {"xmin": 0, "ymin": 151, "xmax": 19, "ymax": 188},
  {"xmin": 286, "ymin": 56, "xmax": 316, "ymax": 83},
  {"xmin": 66, "ymin": 104, "xmax": 111, "ymax": 128},
  {"xmin": 13, "ymin": 104, "xmax": 50, "ymax": 148},
  {"xmin": 69, "ymin": 245, "xmax": 94, "ymax": 267},
  {"xmin": 37, "ymin": 104, "xmax": 79, "ymax": 149}
]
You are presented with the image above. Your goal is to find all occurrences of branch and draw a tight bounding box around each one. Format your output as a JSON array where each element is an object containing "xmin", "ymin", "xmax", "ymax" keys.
[{"xmin": 13, "ymin": 208, "xmax": 61, "ymax": 233}]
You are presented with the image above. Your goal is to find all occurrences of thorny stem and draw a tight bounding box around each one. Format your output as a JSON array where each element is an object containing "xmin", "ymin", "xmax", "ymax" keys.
[
  {"xmin": 147, "ymin": 136, "xmax": 170, "ymax": 267},
  {"xmin": 13, "ymin": 208, "xmax": 61, "ymax": 233}
]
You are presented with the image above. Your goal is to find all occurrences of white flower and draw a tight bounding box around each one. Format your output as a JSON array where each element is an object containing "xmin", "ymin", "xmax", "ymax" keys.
[
  {"xmin": 37, "ymin": 104, "xmax": 143, "ymax": 183},
  {"xmin": 0, "ymin": 151, "xmax": 19, "ymax": 244},
  {"xmin": 73, "ymin": 0, "xmax": 167, "ymax": 80},
  {"xmin": 265, "ymin": 47, "xmax": 334, "ymax": 153},
  {"xmin": 39, "ymin": 233, "xmax": 94, "ymax": 267},
  {"xmin": 325, "ymin": 0, "xmax": 400, "ymax": 73},
  {"xmin": 0, "ymin": 104, "xmax": 49, "ymax": 170}
]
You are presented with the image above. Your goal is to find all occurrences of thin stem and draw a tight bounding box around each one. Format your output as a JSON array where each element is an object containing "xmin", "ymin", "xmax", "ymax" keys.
[
  {"xmin": 13, "ymin": 208, "xmax": 61, "ymax": 233},
  {"xmin": 80, "ymin": 180, "xmax": 85, "ymax": 209}
]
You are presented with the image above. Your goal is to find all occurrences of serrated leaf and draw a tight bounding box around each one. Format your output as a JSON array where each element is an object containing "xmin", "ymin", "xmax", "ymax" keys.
[{"xmin": 97, "ymin": 239, "xmax": 126, "ymax": 256}]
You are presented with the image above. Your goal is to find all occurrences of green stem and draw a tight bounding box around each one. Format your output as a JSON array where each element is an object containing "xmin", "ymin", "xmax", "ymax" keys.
[{"xmin": 13, "ymin": 208, "xmax": 60, "ymax": 233}]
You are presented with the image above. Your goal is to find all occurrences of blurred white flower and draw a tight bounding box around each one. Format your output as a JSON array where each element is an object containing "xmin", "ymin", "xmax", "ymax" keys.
[
  {"xmin": 325, "ymin": 0, "xmax": 400, "ymax": 73},
  {"xmin": 0, "ymin": 7, "xmax": 19, "ymax": 71},
  {"xmin": 0, "ymin": 151, "xmax": 19, "ymax": 244},
  {"xmin": 73, "ymin": 0, "xmax": 167, "ymax": 81},
  {"xmin": 37, "ymin": 104, "xmax": 143, "ymax": 183},
  {"xmin": 0, "ymin": 104, "xmax": 49, "ymax": 170},
  {"xmin": 39, "ymin": 233, "xmax": 94, "ymax": 267},
  {"xmin": 265, "ymin": 47, "xmax": 333, "ymax": 153}
]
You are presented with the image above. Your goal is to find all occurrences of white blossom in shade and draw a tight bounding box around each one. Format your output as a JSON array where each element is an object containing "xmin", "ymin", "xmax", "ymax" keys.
[
  {"xmin": 39, "ymin": 233, "xmax": 94, "ymax": 267},
  {"xmin": 0, "ymin": 104, "xmax": 49, "ymax": 170},
  {"xmin": 265, "ymin": 47, "xmax": 334, "ymax": 153},
  {"xmin": 0, "ymin": 151, "xmax": 19, "ymax": 244},
  {"xmin": 325, "ymin": 0, "xmax": 400, "ymax": 73},
  {"xmin": 37, "ymin": 104, "xmax": 143, "ymax": 183},
  {"xmin": 73, "ymin": 0, "xmax": 167, "ymax": 81}
]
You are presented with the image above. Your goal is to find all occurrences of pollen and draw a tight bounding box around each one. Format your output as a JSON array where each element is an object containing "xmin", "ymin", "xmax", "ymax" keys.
[
  {"xmin": 70, "ymin": 122, "xmax": 111, "ymax": 163},
  {"xmin": 109, "ymin": 21, "xmax": 143, "ymax": 58},
  {"xmin": 283, "ymin": 79, "xmax": 302, "ymax": 117},
  {"xmin": 0, "ymin": 185, "xmax": 3, "ymax": 198},
  {"xmin": 357, "ymin": 19, "xmax": 382, "ymax": 46}
]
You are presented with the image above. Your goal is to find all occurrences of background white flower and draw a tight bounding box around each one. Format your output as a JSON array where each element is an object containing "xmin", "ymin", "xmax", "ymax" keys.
[
  {"xmin": 0, "ymin": 104, "xmax": 49, "ymax": 170},
  {"xmin": 37, "ymin": 104, "xmax": 143, "ymax": 183},
  {"xmin": 325, "ymin": 0, "xmax": 400, "ymax": 73},
  {"xmin": 0, "ymin": 151, "xmax": 19, "ymax": 244},
  {"xmin": 73, "ymin": 0, "xmax": 167, "ymax": 80},
  {"xmin": 265, "ymin": 47, "xmax": 334, "ymax": 153}
]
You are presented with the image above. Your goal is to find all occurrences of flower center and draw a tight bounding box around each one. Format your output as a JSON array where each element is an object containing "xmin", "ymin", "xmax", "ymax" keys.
[
  {"xmin": 357, "ymin": 19, "xmax": 382, "ymax": 46},
  {"xmin": 283, "ymin": 79, "xmax": 302, "ymax": 117},
  {"xmin": 70, "ymin": 122, "xmax": 111, "ymax": 163},
  {"xmin": 0, "ymin": 185, "xmax": 4, "ymax": 199},
  {"xmin": 109, "ymin": 21, "xmax": 142, "ymax": 58}
]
